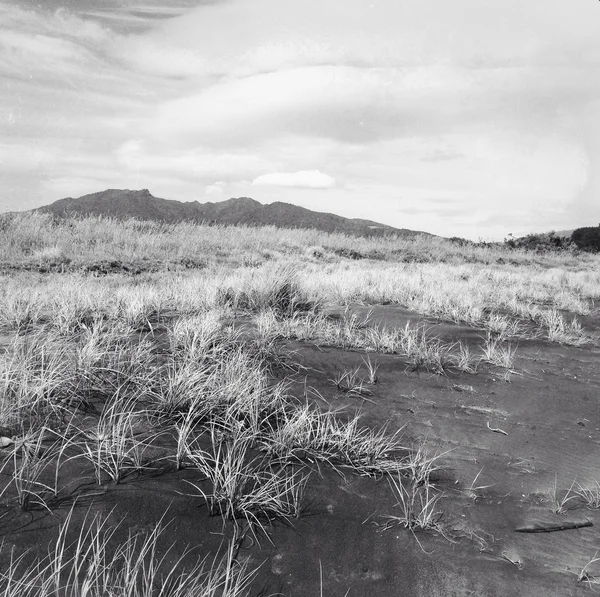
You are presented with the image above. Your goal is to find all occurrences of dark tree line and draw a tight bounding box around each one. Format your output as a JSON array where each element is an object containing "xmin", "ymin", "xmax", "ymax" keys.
[
  {"xmin": 500, "ymin": 225, "xmax": 600, "ymax": 253},
  {"xmin": 504, "ymin": 231, "xmax": 574, "ymax": 252},
  {"xmin": 571, "ymin": 225, "xmax": 600, "ymax": 252}
]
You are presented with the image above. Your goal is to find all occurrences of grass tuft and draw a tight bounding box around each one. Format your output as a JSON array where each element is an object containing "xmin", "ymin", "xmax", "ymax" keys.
[
  {"xmin": 0, "ymin": 508, "xmax": 257, "ymax": 597},
  {"xmin": 184, "ymin": 425, "xmax": 308, "ymax": 538},
  {"xmin": 381, "ymin": 474, "xmax": 445, "ymax": 537}
]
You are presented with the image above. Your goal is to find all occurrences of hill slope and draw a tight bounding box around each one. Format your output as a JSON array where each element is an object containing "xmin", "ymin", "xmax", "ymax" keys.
[
  {"xmin": 553, "ymin": 229, "xmax": 575, "ymax": 238},
  {"xmin": 36, "ymin": 189, "xmax": 429, "ymax": 237}
]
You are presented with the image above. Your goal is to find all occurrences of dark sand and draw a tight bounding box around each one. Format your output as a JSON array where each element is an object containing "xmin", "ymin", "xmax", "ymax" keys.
[{"xmin": 1, "ymin": 305, "xmax": 599, "ymax": 596}]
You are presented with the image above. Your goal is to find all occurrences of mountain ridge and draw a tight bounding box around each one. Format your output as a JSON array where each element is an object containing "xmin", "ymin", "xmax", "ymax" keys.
[{"xmin": 34, "ymin": 188, "xmax": 431, "ymax": 238}]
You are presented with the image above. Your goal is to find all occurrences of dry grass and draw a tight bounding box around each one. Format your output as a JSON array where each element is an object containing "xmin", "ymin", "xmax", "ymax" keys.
[
  {"xmin": 183, "ymin": 425, "xmax": 308, "ymax": 539},
  {"xmin": 2, "ymin": 230, "xmax": 597, "ymax": 347},
  {"xmin": 577, "ymin": 552, "xmax": 600, "ymax": 587},
  {"xmin": 576, "ymin": 480, "xmax": 600, "ymax": 509},
  {"xmin": 480, "ymin": 333, "xmax": 517, "ymax": 369},
  {"xmin": 0, "ymin": 212, "xmax": 598, "ymax": 592},
  {"xmin": 4, "ymin": 211, "xmax": 596, "ymax": 270},
  {"xmin": 381, "ymin": 474, "xmax": 445, "ymax": 546},
  {"xmin": 0, "ymin": 509, "xmax": 257, "ymax": 597},
  {"xmin": 549, "ymin": 476, "xmax": 579, "ymax": 515},
  {"xmin": 0, "ymin": 424, "xmax": 72, "ymax": 512}
]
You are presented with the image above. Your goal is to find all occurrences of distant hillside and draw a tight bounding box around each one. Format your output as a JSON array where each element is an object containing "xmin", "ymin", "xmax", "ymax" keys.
[
  {"xmin": 553, "ymin": 229, "xmax": 575, "ymax": 238},
  {"xmin": 35, "ymin": 189, "xmax": 429, "ymax": 237}
]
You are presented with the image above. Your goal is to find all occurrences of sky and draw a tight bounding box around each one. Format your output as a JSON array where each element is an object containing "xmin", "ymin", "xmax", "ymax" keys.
[{"xmin": 1, "ymin": 0, "xmax": 600, "ymax": 239}]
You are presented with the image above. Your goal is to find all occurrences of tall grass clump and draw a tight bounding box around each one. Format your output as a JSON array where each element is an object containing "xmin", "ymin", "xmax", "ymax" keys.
[
  {"xmin": 184, "ymin": 425, "xmax": 308, "ymax": 537},
  {"xmin": 382, "ymin": 474, "xmax": 444, "ymax": 534},
  {"xmin": 539, "ymin": 309, "xmax": 591, "ymax": 346},
  {"xmin": 79, "ymin": 393, "xmax": 154, "ymax": 485},
  {"xmin": 0, "ymin": 424, "xmax": 72, "ymax": 512},
  {"xmin": 260, "ymin": 405, "xmax": 410, "ymax": 476},
  {"xmin": 0, "ymin": 509, "xmax": 257, "ymax": 597},
  {"xmin": 480, "ymin": 333, "xmax": 517, "ymax": 369},
  {"xmin": 0, "ymin": 289, "xmax": 44, "ymax": 332},
  {"xmin": 0, "ymin": 330, "xmax": 75, "ymax": 426},
  {"xmin": 219, "ymin": 264, "xmax": 314, "ymax": 317},
  {"xmin": 157, "ymin": 344, "xmax": 287, "ymax": 436},
  {"xmin": 264, "ymin": 311, "xmax": 461, "ymax": 373}
]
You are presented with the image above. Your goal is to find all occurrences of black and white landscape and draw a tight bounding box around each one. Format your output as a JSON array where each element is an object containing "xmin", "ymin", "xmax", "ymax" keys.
[{"xmin": 1, "ymin": 2, "xmax": 600, "ymax": 596}]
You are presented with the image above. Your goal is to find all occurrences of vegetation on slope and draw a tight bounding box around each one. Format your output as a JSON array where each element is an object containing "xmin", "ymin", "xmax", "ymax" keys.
[
  {"xmin": 571, "ymin": 225, "xmax": 600, "ymax": 252},
  {"xmin": 0, "ymin": 210, "xmax": 598, "ymax": 594},
  {"xmin": 0, "ymin": 211, "xmax": 595, "ymax": 273}
]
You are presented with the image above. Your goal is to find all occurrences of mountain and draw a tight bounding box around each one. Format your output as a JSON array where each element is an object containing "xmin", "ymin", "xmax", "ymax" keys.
[{"xmin": 35, "ymin": 189, "xmax": 429, "ymax": 237}]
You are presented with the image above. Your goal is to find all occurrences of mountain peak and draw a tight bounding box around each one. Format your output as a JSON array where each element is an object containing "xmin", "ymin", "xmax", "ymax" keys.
[{"xmin": 218, "ymin": 197, "xmax": 262, "ymax": 208}]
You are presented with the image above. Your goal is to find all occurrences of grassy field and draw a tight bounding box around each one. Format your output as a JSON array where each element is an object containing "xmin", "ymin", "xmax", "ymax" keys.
[{"xmin": 0, "ymin": 213, "xmax": 599, "ymax": 595}]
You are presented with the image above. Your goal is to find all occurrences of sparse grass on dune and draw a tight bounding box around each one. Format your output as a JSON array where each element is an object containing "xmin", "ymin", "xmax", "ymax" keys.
[
  {"xmin": 1, "ymin": 212, "xmax": 598, "ymax": 347},
  {"xmin": 258, "ymin": 402, "xmax": 440, "ymax": 479},
  {"xmin": 480, "ymin": 333, "xmax": 517, "ymax": 369},
  {"xmin": 298, "ymin": 261, "xmax": 598, "ymax": 344},
  {"xmin": 0, "ymin": 329, "xmax": 78, "ymax": 426},
  {"xmin": 1, "ymin": 247, "xmax": 597, "ymax": 348},
  {"xmin": 0, "ymin": 423, "xmax": 73, "ymax": 512},
  {"xmin": 546, "ymin": 477, "xmax": 600, "ymax": 514},
  {"xmin": 0, "ymin": 299, "xmax": 437, "ymax": 544},
  {"xmin": 577, "ymin": 552, "xmax": 600, "ymax": 587},
  {"xmin": 257, "ymin": 308, "xmax": 479, "ymax": 373},
  {"xmin": 78, "ymin": 392, "xmax": 155, "ymax": 485},
  {"xmin": 1, "ymin": 212, "xmax": 599, "ymax": 593},
  {"xmin": 183, "ymin": 424, "xmax": 308, "ymax": 538},
  {"xmin": 382, "ymin": 474, "xmax": 444, "ymax": 534},
  {"xmin": 2, "ymin": 211, "xmax": 598, "ymax": 271},
  {"xmin": 575, "ymin": 480, "xmax": 600, "ymax": 509},
  {"xmin": 0, "ymin": 508, "xmax": 257, "ymax": 597}
]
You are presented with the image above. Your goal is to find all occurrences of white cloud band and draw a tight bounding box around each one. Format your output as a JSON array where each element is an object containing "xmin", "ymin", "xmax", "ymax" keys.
[{"xmin": 252, "ymin": 170, "xmax": 336, "ymax": 189}]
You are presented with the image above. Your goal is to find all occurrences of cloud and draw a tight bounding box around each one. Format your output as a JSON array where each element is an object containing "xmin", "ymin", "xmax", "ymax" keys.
[
  {"xmin": 150, "ymin": 0, "xmax": 600, "ymax": 76},
  {"xmin": 116, "ymin": 140, "xmax": 274, "ymax": 179},
  {"xmin": 0, "ymin": 5, "xmax": 146, "ymax": 100},
  {"xmin": 148, "ymin": 65, "xmax": 472, "ymax": 147},
  {"xmin": 421, "ymin": 149, "xmax": 465, "ymax": 163},
  {"xmin": 145, "ymin": 60, "xmax": 600, "ymax": 153},
  {"xmin": 0, "ymin": 10, "xmax": 108, "ymax": 86},
  {"xmin": 3, "ymin": 0, "xmax": 600, "ymax": 237},
  {"xmin": 252, "ymin": 170, "xmax": 336, "ymax": 189},
  {"xmin": 205, "ymin": 181, "xmax": 226, "ymax": 196},
  {"xmin": 117, "ymin": 36, "xmax": 207, "ymax": 78}
]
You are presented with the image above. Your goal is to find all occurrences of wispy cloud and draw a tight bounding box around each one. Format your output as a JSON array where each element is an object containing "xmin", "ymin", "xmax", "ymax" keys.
[
  {"xmin": 205, "ymin": 182, "xmax": 226, "ymax": 196},
  {"xmin": 115, "ymin": 140, "xmax": 274, "ymax": 180}
]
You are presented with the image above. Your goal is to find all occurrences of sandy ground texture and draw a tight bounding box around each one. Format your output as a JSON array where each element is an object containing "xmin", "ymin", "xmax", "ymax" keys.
[{"xmin": 0, "ymin": 305, "xmax": 599, "ymax": 596}]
